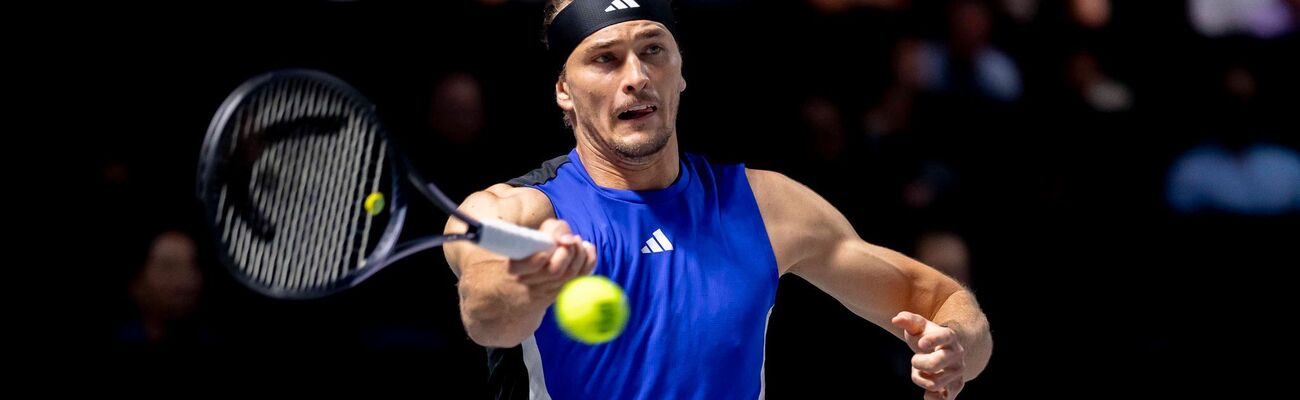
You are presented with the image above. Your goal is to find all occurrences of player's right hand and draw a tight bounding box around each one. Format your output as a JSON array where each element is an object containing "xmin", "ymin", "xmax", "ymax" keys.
[{"xmin": 507, "ymin": 218, "xmax": 596, "ymax": 296}]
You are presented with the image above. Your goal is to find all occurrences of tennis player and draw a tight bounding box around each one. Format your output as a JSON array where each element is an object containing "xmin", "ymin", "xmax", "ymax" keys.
[{"xmin": 444, "ymin": 1, "xmax": 992, "ymax": 398}]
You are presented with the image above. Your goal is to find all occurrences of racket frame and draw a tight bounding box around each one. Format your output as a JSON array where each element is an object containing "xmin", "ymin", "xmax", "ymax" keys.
[{"xmin": 198, "ymin": 69, "xmax": 462, "ymax": 299}]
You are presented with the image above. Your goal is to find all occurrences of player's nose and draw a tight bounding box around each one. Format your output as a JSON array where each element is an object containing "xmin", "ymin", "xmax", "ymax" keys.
[{"xmin": 621, "ymin": 56, "xmax": 650, "ymax": 94}]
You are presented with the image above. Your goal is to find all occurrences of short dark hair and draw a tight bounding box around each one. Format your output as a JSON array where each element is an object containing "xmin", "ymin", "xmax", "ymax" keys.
[{"xmin": 543, "ymin": 0, "xmax": 576, "ymax": 128}]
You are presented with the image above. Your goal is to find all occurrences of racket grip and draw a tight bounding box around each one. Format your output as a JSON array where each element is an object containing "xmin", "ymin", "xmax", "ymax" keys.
[{"xmin": 477, "ymin": 219, "xmax": 557, "ymax": 260}]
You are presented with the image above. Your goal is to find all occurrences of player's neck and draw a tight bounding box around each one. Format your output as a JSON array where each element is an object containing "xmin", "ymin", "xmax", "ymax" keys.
[{"xmin": 577, "ymin": 138, "xmax": 680, "ymax": 191}]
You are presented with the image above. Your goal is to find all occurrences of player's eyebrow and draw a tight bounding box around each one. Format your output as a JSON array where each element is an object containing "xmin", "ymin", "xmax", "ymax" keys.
[{"xmin": 585, "ymin": 29, "xmax": 666, "ymax": 52}]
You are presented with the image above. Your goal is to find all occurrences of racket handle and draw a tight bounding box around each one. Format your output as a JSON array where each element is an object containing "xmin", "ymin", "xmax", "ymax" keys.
[{"xmin": 477, "ymin": 219, "xmax": 557, "ymax": 259}]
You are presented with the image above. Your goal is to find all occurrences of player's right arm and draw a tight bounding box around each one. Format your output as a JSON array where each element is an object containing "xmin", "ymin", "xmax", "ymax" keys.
[{"xmin": 443, "ymin": 184, "xmax": 597, "ymax": 348}]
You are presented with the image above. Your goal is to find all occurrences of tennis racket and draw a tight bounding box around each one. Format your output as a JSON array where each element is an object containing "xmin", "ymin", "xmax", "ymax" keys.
[{"xmin": 197, "ymin": 69, "xmax": 554, "ymax": 299}]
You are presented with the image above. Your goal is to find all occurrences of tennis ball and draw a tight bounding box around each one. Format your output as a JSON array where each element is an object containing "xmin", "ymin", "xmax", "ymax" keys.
[
  {"xmin": 555, "ymin": 275, "xmax": 629, "ymax": 345},
  {"xmin": 364, "ymin": 192, "xmax": 385, "ymax": 216}
]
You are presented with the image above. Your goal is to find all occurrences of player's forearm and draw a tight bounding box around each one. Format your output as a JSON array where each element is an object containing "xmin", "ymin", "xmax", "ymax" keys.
[{"xmin": 931, "ymin": 289, "xmax": 993, "ymax": 381}]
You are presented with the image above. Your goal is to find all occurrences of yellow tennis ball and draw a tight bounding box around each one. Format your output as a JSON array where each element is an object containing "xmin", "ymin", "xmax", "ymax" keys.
[
  {"xmin": 364, "ymin": 192, "xmax": 385, "ymax": 216},
  {"xmin": 555, "ymin": 275, "xmax": 629, "ymax": 345}
]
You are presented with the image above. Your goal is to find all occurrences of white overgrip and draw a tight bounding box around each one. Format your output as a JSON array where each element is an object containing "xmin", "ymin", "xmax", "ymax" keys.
[{"xmin": 476, "ymin": 218, "xmax": 557, "ymax": 260}]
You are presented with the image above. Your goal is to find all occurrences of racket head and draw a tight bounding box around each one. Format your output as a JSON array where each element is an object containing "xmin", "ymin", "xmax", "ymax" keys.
[{"xmin": 197, "ymin": 69, "xmax": 407, "ymax": 299}]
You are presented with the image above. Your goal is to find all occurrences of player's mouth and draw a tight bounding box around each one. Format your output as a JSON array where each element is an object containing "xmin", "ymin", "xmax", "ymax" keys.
[{"xmin": 616, "ymin": 103, "xmax": 658, "ymax": 122}]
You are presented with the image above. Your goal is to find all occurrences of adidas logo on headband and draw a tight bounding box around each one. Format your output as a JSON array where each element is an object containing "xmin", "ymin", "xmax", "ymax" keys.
[{"xmin": 605, "ymin": 0, "xmax": 640, "ymax": 12}]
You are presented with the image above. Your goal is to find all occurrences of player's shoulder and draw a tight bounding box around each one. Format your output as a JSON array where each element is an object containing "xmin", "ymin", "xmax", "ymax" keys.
[
  {"xmin": 744, "ymin": 167, "xmax": 833, "ymax": 223},
  {"xmin": 744, "ymin": 168, "xmax": 810, "ymax": 195},
  {"xmin": 481, "ymin": 183, "xmax": 548, "ymax": 203},
  {"xmin": 744, "ymin": 168, "xmax": 784, "ymax": 182},
  {"xmin": 461, "ymin": 184, "xmax": 554, "ymax": 228}
]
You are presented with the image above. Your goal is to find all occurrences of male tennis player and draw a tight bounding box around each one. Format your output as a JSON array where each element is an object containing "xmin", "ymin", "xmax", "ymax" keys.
[{"xmin": 443, "ymin": 1, "xmax": 992, "ymax": 398}]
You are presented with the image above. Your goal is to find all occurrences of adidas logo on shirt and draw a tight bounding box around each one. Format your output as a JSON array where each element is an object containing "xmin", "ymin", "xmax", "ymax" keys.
[
  {"xmin": 640, "ymin": 228, "xmax": 673, "ymax": 254},
  {"xmin": 605, "ymin": 0, "xmax": 641, "ymax": 12}
]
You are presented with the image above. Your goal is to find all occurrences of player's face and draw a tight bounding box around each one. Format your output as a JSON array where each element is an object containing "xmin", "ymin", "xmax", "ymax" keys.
[{"xmin": 558, "ymin": 21, "xmax": 686, "ymax": 160}]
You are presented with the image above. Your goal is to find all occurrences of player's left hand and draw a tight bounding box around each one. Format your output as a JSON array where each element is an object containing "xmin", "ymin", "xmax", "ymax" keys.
[{"xmin": 891, "ymin": 311, "xmax": 966, "ymax": 400}]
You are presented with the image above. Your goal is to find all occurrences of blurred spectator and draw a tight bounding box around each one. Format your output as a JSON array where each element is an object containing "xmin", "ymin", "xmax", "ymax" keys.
[
  {"xmin": 1066, "ymin": 50, "xmax": 1132, "ymax": 112},
  {"xmin": 918, "ymin": 0, "xmax": 1023, "ymax": 102},
  {"xmin": 430, "ymin": 72, "xmax": 486, "ymax": 145},
  {"xmin": 1189, "ymin": 0, "xmax": 1295, "ymax": 38},
  {"xmin": 421, "ymin": 72, "xmax": 494, "ymax": 199},
  {"xmin": 802, "ymin": 97, "xmax": 847, "ymax": 162},
  {"xmin": 1069, "ymin": 0, "xmax": 1110, "ymax": 29},
  {"xmin": 863, "ymin": 38, "xmax": 962, "ymax": 213},
  {"xmin": 864, "ymin": 38, "xmax": 925, "ymax": 139},
  {"xmin": 115, "ymin": 231, "xmax": 208, "ymax": 350},
  {"xmin": 1001, "ymin": 0, "xmax": 1039, "ymax": 24},
  {"xmin": 1167, "ymin": 144, "xmax": 1300, "ymax": 215},
  {"xmin": 1166, "ymin": 66, "xmax": 1300, "ymax": 216},
  {"xmin": 901, "ymin": 161, "xmax": 959, "ymax": 210}
]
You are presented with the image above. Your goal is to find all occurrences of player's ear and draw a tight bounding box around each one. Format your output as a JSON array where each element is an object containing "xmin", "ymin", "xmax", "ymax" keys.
[{"xmin": 555, "ymin": 73, "xmax": 574, "ymax": 112}]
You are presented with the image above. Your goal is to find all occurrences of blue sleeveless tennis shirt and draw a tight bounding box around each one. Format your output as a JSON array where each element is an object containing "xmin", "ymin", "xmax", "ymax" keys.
[{"xmin": 493, "ymin": 148, "xmax": 779, "ymax": 399}]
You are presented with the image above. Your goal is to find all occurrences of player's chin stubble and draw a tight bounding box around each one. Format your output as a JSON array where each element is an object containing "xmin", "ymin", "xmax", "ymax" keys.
[
  {"xmin": 610, "ymin": 126, "xmax": 672, "ymax": 160},
  {"xmin": 580, "ymin": 117, "xmax": 673, "ymax": 162}
]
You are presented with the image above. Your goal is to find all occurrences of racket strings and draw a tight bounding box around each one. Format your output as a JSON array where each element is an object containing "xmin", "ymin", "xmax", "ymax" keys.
[{"xmin": 214, "ymin": 76, "xmax": 388, "ymax": 293}]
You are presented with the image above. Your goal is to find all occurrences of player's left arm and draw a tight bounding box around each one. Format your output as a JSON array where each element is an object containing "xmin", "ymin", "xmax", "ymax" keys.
[{"xmin": 747, "ymin": 169, "xmax": 992, "ymax": 398}]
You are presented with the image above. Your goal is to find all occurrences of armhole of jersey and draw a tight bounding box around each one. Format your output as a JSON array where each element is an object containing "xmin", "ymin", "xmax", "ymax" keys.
[
  {"xmin": 505, "ymin": 154, "xmax": 569, "ymax": 222},
  {"xmin": 507, "ymin": 154, "xmax": 570, "ymax": 188},
  {"xmin": 486, "ymin": 346, "xmax": 529, "ymax": 400},
  {"xmin": 738, "ymin": 166, "xmax": 782, "ymax": 285}
]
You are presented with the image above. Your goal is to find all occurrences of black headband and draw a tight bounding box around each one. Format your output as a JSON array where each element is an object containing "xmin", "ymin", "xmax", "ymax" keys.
[{"xmin": 547, "ymin": 0, "xmax": 678, "ymax": 69}]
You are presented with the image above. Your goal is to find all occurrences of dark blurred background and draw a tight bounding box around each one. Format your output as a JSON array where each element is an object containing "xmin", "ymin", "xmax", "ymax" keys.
[{"xmin": 42, "ymin": 0, "xmax": 1300, "ymax": 397}]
